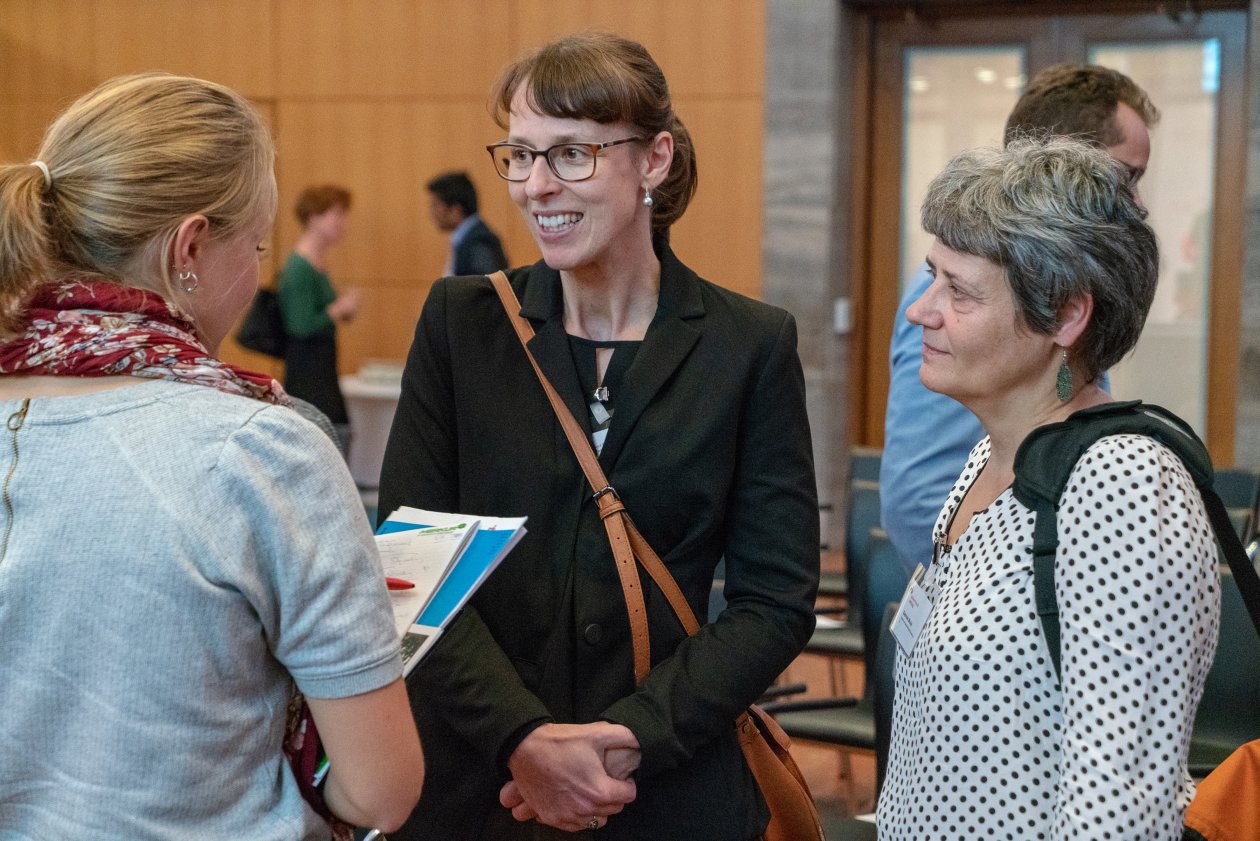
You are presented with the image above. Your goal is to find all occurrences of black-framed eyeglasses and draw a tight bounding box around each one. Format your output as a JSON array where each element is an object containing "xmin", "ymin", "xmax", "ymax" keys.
[{"xmin": 485, "ymin": 138, "xmax": 642, "ymax": 183}]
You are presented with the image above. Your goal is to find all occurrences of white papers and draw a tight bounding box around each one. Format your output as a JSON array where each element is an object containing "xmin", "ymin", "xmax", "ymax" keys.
[
  {"xmin": 377, "ymin": 520, "xmax": 476, "ymax": 634},
  {"xmin": 377, "ymin": 507, "xmax": 527, "ymax": 675}
]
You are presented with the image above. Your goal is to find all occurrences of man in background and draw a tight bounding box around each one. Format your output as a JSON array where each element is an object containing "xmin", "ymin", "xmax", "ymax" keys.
[
  {"xmin": 426, "ymin": 171, "xmax": 508, "ymax": 277},
  {"xmin": 880, "ymin": 64, "xmax": 1160, "ymax": 573}
]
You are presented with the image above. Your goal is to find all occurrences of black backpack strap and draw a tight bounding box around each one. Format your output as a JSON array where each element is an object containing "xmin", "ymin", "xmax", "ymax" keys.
[
  {"xmin": 1198, "ymin": 483, "xmax": 1260, "ymax": 636},
  {"xmin": 1014, "ymin": 401, "xmax": 1260, "ymax": 681},
  {"xmin": 1030, "ymin": 499, "xmax": 1063, "ymax": 678}
]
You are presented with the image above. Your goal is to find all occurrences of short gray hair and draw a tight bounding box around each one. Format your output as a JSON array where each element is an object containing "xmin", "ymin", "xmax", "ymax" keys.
[{"xmin": 921, "ymin": 136, "xmax": 1157, "ymax": 381}]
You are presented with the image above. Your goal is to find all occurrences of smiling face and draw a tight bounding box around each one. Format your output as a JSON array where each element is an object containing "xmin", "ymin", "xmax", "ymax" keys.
[
  {"xmin": 505, "ymin": 88, "xmax": 653, "ymax": 278},
  {"xmin": 907, "ymin": 239, "xmax": 1060, "ymax": 410}
]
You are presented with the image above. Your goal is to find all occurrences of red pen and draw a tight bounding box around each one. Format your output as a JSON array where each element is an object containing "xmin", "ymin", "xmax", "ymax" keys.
[{"xmin": 386, "ymin": 577, "xmax": 415, "ymax": 591}]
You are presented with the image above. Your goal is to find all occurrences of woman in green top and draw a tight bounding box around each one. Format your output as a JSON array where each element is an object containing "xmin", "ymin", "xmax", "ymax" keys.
[{"xmin": 277, "ymin": 184, "xmax": 360, "ymax": 437}]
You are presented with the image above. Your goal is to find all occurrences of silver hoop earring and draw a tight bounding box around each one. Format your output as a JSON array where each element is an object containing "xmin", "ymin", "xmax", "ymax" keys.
[
  {"xmin": 177, "ymin": 268, "xmax": 199, "ymax": 294},
  {"xmin": 642, "ymin": 188, "xmax": 654, "ymax": 207}
]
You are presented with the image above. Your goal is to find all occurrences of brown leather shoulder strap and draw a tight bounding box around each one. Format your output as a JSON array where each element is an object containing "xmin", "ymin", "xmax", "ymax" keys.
[
  {"xmin": 487, "ymin": 272, "xmax": 609, "ymax": 495},
  {"xmin": 488, "ymin": 271, "xmax": 700, "ymax": 683}
]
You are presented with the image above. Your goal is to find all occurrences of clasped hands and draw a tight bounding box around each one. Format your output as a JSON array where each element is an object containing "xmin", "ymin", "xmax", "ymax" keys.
[{"xmin": 500, "ymin": 722, "xmax": 641, "ymax": 832}]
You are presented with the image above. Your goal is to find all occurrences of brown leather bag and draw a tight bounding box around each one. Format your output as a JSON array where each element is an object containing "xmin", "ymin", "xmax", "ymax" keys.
[{"xmin": 490, "ymin": 272, "xmax": 825, "ymax": 841}]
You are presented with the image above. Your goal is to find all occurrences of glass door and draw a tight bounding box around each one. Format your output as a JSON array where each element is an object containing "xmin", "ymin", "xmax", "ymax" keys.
[
  {"xmin": 856, "ymin": 9, "xmax": 1247, "ymax": 462},
  {"xmin": 1089, "ymin": 40, "xmax": 1221, "ymax": 435},
  {"xmin": 899, "ymin": 47, "xmax": 1024, "ymax": 290}
]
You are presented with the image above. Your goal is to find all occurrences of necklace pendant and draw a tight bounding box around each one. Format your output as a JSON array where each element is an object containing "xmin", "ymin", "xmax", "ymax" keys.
[{"xmin": 593, "ymin": 385, "xmax": 610, "ymax": 402}]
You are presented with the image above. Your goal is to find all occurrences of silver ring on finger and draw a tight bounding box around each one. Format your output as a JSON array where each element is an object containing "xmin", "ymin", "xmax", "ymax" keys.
[{"xmin": 587, "ymin": 816, "xmax": 600, "ymax": 831}]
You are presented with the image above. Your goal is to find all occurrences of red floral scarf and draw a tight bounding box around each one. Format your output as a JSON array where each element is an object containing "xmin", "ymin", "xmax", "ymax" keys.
[
  {"xmin": 0, "ymin": 279, "xmax": 358, "ymax": 834},
  {"xmin": 0, "ymin": 278, "xmax": 290, "ymax": 406}
]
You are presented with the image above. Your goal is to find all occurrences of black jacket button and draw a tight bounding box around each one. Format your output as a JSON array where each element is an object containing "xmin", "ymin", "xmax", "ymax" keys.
[{"xmin": 583, "ymin": 623, "xmax": 602, "ymax": 645}]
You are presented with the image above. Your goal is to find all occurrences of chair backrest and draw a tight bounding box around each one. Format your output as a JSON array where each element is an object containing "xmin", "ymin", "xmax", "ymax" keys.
[
  {"xmin": 850, "ymin": 446, "xmax": 883, "ymax": 483},
  {"xmin": 1190, "ymin": 565, "xmax": 1260, "ymax": 772},
  {"xmin": 845, "ymin": 480, "xmax": 881, "ymax": 633},
  {"xmin": 872, "ymin": 601, "xmax": 900, "ymax": 798},
  {"xmin": 1214, "ymin": 468, "xmax": 1260, "ymax": 513},
  {"xmin": 1227, "ymin": 507, "xmax": 1253, "ymax": 543},
  {"xmin": 1215, "ymin": 469, "xmax": 1260, "ymax": 545},
  {"xmin": 864, "ymin": 531, "xmax": 909, "ymax": 794},
  {"xmin": 863, "ymin": 529, "xmax": 910, "ymax": 677}
]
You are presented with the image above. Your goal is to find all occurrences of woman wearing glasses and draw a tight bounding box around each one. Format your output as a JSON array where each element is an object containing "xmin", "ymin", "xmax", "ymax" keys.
[{"xmin": 379, "ymin": 31, "xmax": 818, "ymax": 841}]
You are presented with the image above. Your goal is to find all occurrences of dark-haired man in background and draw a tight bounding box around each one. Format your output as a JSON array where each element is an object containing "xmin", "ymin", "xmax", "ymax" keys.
[{"xmin": 426, "ymin": 170, "xmax": 508, "ymax": 277}]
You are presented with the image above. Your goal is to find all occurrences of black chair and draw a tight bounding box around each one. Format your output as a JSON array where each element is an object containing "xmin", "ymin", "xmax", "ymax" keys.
[
  {"xmin": 1214, "ymin": 468, "xmax": 1260, "ymax": 512},
  {"xmin": 817, "ymin": 569, "xmax": 849, "ymax": 601},
  {"xmin": 823, "ymin": 816, "xmax": 879, "ymax": 840},
  {"xmin": 1227, "ymin": 507, "xmax": 1253, "ymax": 543},
  {"xmin": 1215, "ymin": 468, "xmax": 1260, "ymax": 544},
  {"xmin": 818, "ymin": 449, "xmax": 880, "ymax": 598},
  {"xmin": 804, "ymin": 480, "xmax": 882, "ymax": 664},
  {"xmin": 1187, "ymin": 564, "xmax": 1260, "ymax": 777},
  {"xmin": 819, "ymin": 458, "xmax": 880, "ymax": 602},
  {"xmin": 850, "ymin": 446, "xmax": 882, "ymax": 483},
  {"xmin": 766, "ymin": 531, "xmax": 909, "ymax": 797}
]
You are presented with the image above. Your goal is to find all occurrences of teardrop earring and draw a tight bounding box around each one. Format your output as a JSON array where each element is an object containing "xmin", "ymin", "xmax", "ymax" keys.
[
  {"xmin": 1056, "ymin": 349, "xmax": 1073, "ymax": 403},
  {"xmin": 642, "ymin": 187, "xmax": 654, "ymax": 207}
]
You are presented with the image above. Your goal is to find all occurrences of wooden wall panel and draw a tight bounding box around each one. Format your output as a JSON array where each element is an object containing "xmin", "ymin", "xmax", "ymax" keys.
[
  {"xmin": 3, "ymin": 0, "xmax": 765, "ymax": 376},
  {"xmin": 512, "ymin": 0, "xmax": 765, "ymax": 96},
  {"xmin": 338, "ymin": 283, "xmax": 428, "ymax": 366},
  {"xmin": 92, "ymin": 0, "xmax": 274, "ymax": 97},
  {"xmin": 274, "ymin": 99, "xmax": 505, "ymax": 283},
  {"xmin": 273, "ymin": 0, "xmax": 511, "ymax": 98},
  {"xmin": 669, "ymin": 97, "xmax": 763, "ymax": 301},
  {"xmin": 0, "ymin": 99, "xmax": 69, "ymax": 162},
  {"xmin": 0, "ymin": 0, "xmax": 96, "ymax": 104}
]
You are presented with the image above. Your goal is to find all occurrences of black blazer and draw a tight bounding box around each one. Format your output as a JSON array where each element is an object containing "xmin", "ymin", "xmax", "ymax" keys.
[
  {"xmin": 379, "ymin": 244, "xmax": 819, "ymax": 841},
  {"xmin": 451, "ymin": 216, "xmax": 508, "ymax": 277}
]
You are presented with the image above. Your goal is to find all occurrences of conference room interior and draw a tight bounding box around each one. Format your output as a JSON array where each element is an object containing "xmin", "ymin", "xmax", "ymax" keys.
[{"xmin": 4, "ymin": 0, "xmax": 1260, "ymax": 828}]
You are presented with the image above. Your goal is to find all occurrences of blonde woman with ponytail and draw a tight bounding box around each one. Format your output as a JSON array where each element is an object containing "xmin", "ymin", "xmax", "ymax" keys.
[
  {"xmin": 0, "ymin": 73, "xmax": 422, "ymax": 840},
  {"xmin": 378, "ymin": 31, "xmax": 818, "ymax": 841}
]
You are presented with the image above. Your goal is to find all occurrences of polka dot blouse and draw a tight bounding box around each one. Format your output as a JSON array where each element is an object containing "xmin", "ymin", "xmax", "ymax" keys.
[{"xmin": 877, "ymin": 433, "xmax": 1220, "ymax": 840}]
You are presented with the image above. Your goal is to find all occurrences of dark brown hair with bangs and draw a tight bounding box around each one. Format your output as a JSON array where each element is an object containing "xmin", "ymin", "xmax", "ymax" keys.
[{"xmin": 491, "ymin": 31, "xmax": 697, "ymax": 232}]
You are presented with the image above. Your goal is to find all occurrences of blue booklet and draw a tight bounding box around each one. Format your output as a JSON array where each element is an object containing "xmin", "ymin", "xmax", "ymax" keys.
[{"xmin": 377, "ymin": 507, "xmax": 527, "ymax": 673}]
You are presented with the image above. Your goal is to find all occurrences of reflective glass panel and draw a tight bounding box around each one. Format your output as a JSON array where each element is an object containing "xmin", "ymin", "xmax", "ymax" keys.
[
  {"xmin": 1090, "ymin": 41, "xmax": 1219, "ymax": 436},
  {"xmin": 900, "ymin": 47, "xmax": 1024, "ymax": 289}
]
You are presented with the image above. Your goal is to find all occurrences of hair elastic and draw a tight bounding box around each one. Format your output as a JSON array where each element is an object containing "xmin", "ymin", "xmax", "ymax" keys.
[{"xmin": 31, "ymin": 161, "xmax": 52, "ymax": 189}]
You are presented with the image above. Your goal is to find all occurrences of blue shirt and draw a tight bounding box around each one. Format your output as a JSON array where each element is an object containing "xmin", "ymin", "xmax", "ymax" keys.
[
  {"xmin": 449, "ymin": 212, "xmax": 481, "ymax": 252},
  {"xmin": 879, "ymin": 265, "xmax": 981, "ymax": 574}
]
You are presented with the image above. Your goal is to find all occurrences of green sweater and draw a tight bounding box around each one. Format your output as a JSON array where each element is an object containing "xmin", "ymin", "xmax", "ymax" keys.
[{"xmin": 276, "ymin": 252, "xmax": 335, "ymax": 337}]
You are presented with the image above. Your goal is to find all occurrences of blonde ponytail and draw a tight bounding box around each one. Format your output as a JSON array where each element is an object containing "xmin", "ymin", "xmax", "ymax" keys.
[
  {"xmin": 0, "ymin": 72, "xmax": 275, "ymax": 337},
  {"xmin": 0, "ymin": 163, "xmax": 54, "ymax": 335}
]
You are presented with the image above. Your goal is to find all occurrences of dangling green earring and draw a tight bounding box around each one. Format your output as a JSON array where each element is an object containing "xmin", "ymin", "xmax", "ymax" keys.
[{"xmin": 1056, "ymin": 349, "xmax": 1073, "ymax": 403}]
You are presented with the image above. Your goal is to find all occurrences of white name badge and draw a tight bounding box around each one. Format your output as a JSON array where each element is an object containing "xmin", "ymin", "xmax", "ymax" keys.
[{"xmin": 890, "ymin": 577, "xmax": 933, "ymax": 656}]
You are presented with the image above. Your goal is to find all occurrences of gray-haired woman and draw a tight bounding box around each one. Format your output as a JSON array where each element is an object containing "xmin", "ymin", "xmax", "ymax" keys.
[{"xmin": 878, "ymin": 137, "xmax": 1219, "ymax": 839}]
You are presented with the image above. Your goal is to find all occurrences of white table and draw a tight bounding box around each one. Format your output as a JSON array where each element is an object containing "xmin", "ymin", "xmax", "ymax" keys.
[{"xmin": 340, "ymin": 374, "xmax": 402, "ymax": 489}]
